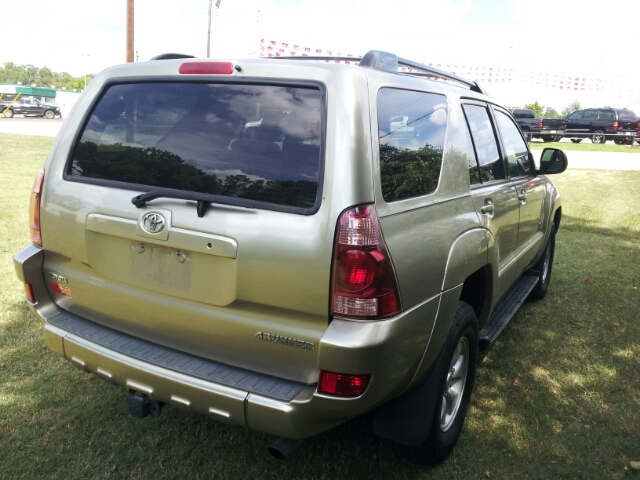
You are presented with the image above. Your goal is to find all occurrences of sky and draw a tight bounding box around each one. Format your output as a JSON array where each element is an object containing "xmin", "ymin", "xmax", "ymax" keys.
[{"xmin": 1, "ymin": 0, "xmax": 639, "ymax": 111}]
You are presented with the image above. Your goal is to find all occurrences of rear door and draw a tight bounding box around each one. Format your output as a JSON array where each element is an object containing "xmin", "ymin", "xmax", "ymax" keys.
[
  {"xmin": 463, "ymin": 101, "xmax": 520, "ymax": 295},
  {"xmin": 42, "ymin": 80, "xmax": 332, "ymax": 382}
]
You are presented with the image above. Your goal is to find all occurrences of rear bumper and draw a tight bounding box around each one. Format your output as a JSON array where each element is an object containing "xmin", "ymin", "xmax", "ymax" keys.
[{"xmin": 14, "ymin": 243, "xmax": 444, "ymax": 439}]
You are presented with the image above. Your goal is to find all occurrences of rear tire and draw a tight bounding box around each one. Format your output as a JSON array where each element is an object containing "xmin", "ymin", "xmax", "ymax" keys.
[
  {"xmin": 393, "ymin": 302, "xmax": 478, "ymax": 465},
  {"xmin": 528, "ymin": 224, "xmax": 556, "ymax": 301},
  {"xmin": 591, "ymin": 131, "xmax": 606, "ymax": 144},
  {"xmin": 2, "ymin": 108, "xmax": 14, "ymax": 118}
]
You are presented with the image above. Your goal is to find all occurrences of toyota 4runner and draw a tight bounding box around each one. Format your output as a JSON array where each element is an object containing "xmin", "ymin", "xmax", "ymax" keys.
[{"xmin": 14, "ymin": 51, "xmax": 567, "ymax": 465}]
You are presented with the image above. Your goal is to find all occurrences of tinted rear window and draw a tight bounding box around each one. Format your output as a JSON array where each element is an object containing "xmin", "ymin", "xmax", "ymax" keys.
[
  {"xmin": 377, "ymin": 88, "xmax": 447, "ymax": 202},
  {"xmin": 68, "ymin": 82, "xmax": 323, "ymax": 211},
  {"xmin": 617, "ymin": 110, "xmax": 637, "ymax": 121}
]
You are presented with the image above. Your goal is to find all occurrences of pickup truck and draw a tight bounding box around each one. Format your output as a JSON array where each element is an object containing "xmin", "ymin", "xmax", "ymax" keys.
[
  {"xmin": 509, "ymin": 109, "xmax": 564, "ymax": 142},
  {"xmin": 1, "ymin": 97, "xmax": 62, "ymax": 119}
]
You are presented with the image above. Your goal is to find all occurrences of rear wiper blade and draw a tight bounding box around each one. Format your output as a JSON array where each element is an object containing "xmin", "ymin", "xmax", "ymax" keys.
[{"xmin": 131, "ymin": 189, "xmax": 253, "ymax": 217}]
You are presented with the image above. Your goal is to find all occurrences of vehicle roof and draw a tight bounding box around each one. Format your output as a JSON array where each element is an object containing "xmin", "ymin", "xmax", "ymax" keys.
[{"xmin": 92, "ymin": 51, "xmax": 490, "ymax": 101}]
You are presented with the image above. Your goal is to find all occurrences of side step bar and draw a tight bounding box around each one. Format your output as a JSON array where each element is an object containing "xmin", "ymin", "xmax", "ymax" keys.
[{"xmin": 478, "ymin": 274, "xmax": 539, "ymax": 350}]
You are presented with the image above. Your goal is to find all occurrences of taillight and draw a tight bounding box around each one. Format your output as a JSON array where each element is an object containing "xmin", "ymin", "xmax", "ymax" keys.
[
  {"xmin": 179, "ymin": 62, "xmax": 234, "ymax": 74},
  {"xmin": 24, "ymin": 284, "xmax": 36, "ymax": 304},
  {"xmin": 331, "ymin": 204, "xmax": 401, "ymax": 319},
  {"xmin": 29, "ymin": 168, "xmax": 44, "ymax": 247},
  {"xmin": 538, "ymin": 119, "xmax": 543, "ymax": 128},
  {"xmin": 637, "ymin": 122, "xmax": 640, "ymax": 132},
  {"xmin": 317, "ymin": 371, "xmax": 370, "ymax": 397},
  {"xmin": 613, "ymin": 121, "xmax": 619, "ymax": 131}
]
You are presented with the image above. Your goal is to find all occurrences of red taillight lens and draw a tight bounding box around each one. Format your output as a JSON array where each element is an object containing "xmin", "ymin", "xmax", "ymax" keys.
[
  {"xmin": 613, "ymin": 121, "xmax": 619, "ymax": 131},
  {"xmin": 179, "ymin": 62, "xmax": 234, "ymax": 75},
  {"xmin": 317, "ymin": 371, "xmax": 371, "ymax": 397},
  {"xmin": 29, "ymin": 168, "xmax": 45, "ymax": 247},
  {"xmin": 339, "ymin": 250, "xmax": 377, "ymax": 292},
  {"xmin": 637, "ymin": 122, "xmax": 640, "ymax": 132},
  {"xmin": 537, "ymin": 119, "xmax": 543, "ymax": 128},
  {"xmin": 24, "ymin": 284, "xmax": 36, "ymax": 303},
  {"xmin": 331, "ymin": 204, "xmax": 402, "ymax": 319}
]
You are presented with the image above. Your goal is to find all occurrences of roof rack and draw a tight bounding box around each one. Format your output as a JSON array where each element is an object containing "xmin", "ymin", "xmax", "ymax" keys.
[{"xmin": 271, "ymin": 50, "xmax": 487, "ymax": 96}]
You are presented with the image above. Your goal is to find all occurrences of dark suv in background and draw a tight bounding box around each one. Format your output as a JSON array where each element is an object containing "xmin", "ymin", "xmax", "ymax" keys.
[{"xmin": 564, "ymin": 107, "xmax": 639, "ymax": 144}]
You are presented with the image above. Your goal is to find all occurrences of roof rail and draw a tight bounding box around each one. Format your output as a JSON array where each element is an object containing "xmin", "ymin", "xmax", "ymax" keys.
[
  {"xmin": 270, "ymin": 50, "xmax": 487, "ymax": 95},
  {"xmin": 151, "ymin": 53, "xmax": 195, "ymax": 61}
]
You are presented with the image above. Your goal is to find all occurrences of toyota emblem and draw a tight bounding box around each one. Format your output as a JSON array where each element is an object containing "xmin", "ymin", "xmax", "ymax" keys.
[{"xmin": 141, "ymin": 213, "xmax": 166, "ymax": 234}]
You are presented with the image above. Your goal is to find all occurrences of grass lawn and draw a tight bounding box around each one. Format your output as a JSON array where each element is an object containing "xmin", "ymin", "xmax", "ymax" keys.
[
  {"xmin": 1, "ymin": 134, "xmax": 639, "ymax": 479},
  {"xmin": 529, "ymin": 140, "xmax": 640, "ymax": 153}
]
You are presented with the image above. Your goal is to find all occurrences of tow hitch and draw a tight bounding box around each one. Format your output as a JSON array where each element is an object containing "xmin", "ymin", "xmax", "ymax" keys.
[{"xmin": 128, "ymin": 391, "xmax": 165, "ymax": 419}]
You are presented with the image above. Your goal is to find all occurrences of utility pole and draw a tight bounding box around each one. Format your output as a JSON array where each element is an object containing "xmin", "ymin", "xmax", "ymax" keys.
[
  {"xmin": 207, "ymin": 0, "xmax": 212, "ymax": 58},
  {"xmin": 207, "ymin": 0, "xmax": 221, "ymax": 58},
  {"xmin": 126, "ymin": 0, "xmax": 134, "ymax": 63}
]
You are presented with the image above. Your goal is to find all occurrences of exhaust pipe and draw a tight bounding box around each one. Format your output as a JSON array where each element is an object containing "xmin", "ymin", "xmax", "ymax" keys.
[{"xmin": 268, "ymin": 437, "xmax": 303, "ymax": 460}]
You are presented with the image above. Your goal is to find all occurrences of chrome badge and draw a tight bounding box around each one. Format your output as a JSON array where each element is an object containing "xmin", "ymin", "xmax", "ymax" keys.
[
  {"xmin": 141, "ymin": 212, "xmax": 166, "ymax": 234},
  {"xmin": 255, "ymin": 332, "xmax": 315, "ymax": 351}
]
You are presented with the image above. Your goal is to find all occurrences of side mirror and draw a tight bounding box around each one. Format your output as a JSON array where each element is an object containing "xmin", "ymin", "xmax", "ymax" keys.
[{"xmin": 539, "ymin": 148, "xmax": 567, "ymax": 175}]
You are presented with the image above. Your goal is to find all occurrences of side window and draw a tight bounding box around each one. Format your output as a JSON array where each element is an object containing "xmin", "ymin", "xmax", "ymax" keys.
[
  {"xmin": 495, "ymin": 110, "xmax": 531, "ymax": 178},
  {"xmin": 598, "ymin": 110, "xmax": 614, "ymax": 120},
  {"xmin": 584, "ymin": 110, "xmax": 597, "ymax": 120},
  {"xmin": 459, "ymin": 113, "xmax": 481, "ymax": 186},
  {"xmin": 568, "ymin": 111, "xmax": 583, "ymax": 121},
  {"xmin": 377, "ymin": 88, "xmax": 447, "ymax": 202},
  {"xmin": 462, "ymin": 104, "xmax": 504, "ymax": 182}
]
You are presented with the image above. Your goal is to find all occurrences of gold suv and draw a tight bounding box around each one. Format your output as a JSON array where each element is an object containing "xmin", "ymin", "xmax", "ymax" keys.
[{"xmin": 14, "ymin": 51, "xmax": 567, "ymax": 464}]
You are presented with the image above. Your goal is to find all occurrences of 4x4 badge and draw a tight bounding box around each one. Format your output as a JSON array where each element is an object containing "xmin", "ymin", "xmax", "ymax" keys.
[{"xmin": 141, "ymin": 213, "xmax": 166, "ymax": 234}]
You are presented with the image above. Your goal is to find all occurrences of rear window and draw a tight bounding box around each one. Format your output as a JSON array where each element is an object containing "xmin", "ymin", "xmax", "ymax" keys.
[
  {"xmin": 617, "ymin": 110, "xmax": 637, "ymax": 121},
  {"xmin": 68, "ymin": 82, "xmax": 324, "ymax": 212},
  {"xmin": 511, "ymin": 109, "xmax": 535, "ymax": 119},
  {"xmin": 377, "ymin": 88, "xmax": 447, "ymax": 202}
]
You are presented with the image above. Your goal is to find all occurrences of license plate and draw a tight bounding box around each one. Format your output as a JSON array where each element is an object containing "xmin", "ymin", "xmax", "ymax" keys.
[
  {"xmin": 550, "ymin": 130, "xmax": 557, "ymax": 133},
  {"xmin": 625, "ymin": 132, "xmax": 634, "ymax": 135}
]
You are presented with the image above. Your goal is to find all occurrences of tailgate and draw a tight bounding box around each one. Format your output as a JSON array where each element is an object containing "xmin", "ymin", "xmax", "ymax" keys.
[{"xmin": 39, "ymin": 80, "xmax": 333, "ymax": 383}]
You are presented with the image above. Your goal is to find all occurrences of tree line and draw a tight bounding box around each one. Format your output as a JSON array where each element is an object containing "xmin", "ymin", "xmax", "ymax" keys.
[
  {"xmin": 0, "ymin": 62, "xmax": 94, "ymax": 91},
  {"xmin": 520, "ymin": 100, "xmax": 581, "ymax": 119}
]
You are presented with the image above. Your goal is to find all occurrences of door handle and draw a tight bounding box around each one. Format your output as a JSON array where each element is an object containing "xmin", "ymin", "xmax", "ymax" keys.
[
  {"xmin": 480, "ymin": 202, "xmax": 494, "ymax": 217},
  {"xmin": 518, "ymin": 189, "xmax": 527, "ymax": 204}
]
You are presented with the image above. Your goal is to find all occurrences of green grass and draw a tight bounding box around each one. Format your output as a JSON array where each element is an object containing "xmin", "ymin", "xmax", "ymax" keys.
[
  {"xmin": 529, "ymin": 140, "xmax": 640, "ymax": 153},
  {"xmin": 1, "ymin": 134, "xmax": 639, "ymax": 479}
]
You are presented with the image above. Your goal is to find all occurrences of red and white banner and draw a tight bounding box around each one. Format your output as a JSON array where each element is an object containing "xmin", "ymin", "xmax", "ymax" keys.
[
  {"xmin": 259, "ymin": 39, "xmax": 640, "ymax": 105},
  {"xmin": 259, "ymin": 38, "xmax": 361, "ymax": 65}
]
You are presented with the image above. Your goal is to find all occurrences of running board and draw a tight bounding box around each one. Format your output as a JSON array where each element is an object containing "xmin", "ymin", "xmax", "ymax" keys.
[{"xmin": 478, "ymin": 274, "xmax": 539, "ymax": 350}]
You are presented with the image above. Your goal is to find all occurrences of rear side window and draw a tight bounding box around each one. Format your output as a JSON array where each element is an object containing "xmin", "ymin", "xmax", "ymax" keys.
[
  {"xmin": 377, "ymin": 88, "xmax": 447, "ymax": 202},
  {"xmin": 598, "ymin": 110, "xmax": 614, "ymax": 120},
  {"xmin": 68, "ymin": 82, "xmax": 324, "ymax": 212},
  {"xmin": 584, "ymin": 110, "xmax": 597, "ymax": 120},
  {"xmin": 462, "ymin": 104, "xmax": 504, "ymax": 182}
]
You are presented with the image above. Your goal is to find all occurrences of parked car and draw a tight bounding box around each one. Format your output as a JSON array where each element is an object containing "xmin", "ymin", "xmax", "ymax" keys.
[
  {"xmin": 509, "ymin": 108, "xmax": 565, "ymax": 142},
  {"xmin": 564, "ymin": 107, "xmax": 639, "ymax": 144},
  {"xmin": 0, "ymin": 97, "xmax": 62, "ymax": 119},
  {"xmin": 14, "ymin": 51, "xmax": 566, "ymax": 465}
]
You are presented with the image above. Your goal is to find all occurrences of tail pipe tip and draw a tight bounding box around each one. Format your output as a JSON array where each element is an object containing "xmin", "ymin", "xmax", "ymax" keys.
[{"xmin": 268, "ymin": 437, "xmax": 303, "ymax": 460}]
